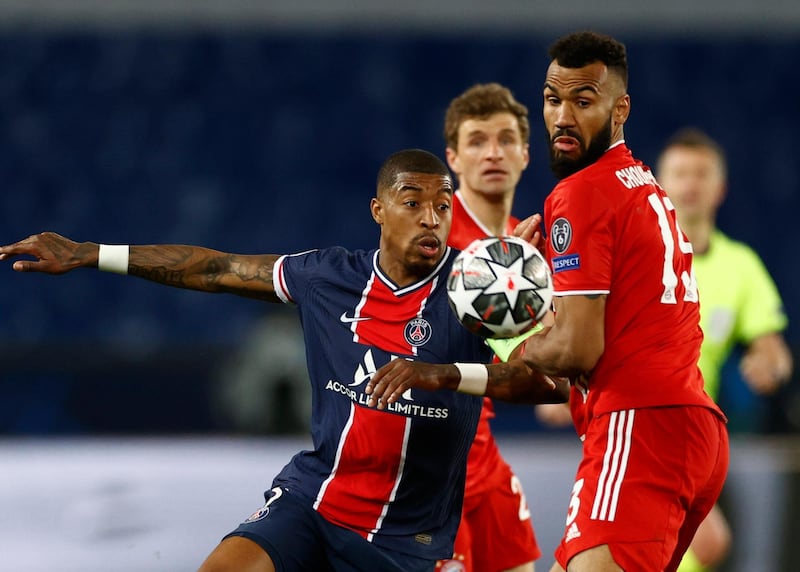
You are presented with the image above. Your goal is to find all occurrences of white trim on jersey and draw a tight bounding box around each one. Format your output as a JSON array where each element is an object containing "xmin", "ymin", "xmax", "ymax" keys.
[
  {"xmin": 411, "ymin": 276, "xmax": 439, "ymax": 357},
  {"xmin": 553, "ymin": 289, "xmax": 611, "ymax": 296},
  {"xmin": 272, "ymin": 254, "xmax": 291, "ymax": 304},
  {"xmin": 455, "ymin": 189, "xmax": 495, "ymax": 237},
  {"xmin": 372, "ymin": 248, "xmax": 452, "ymax": 295},
  {"xmin": 351, "ymin": 272, "xmax": 377, "ymax": 344},
  {"xmin": 607, "ymin": 139, "xmax": 626, "ymax": 151},
  {"xmin": 271, "ymin": 249, "xmax": 318, "ymax": 304},
  {"xmin": 590, "ymin": 409, "xmax": 634, "ymax": 522},
  {"xmin": 417, "ymin": 276, "xmax": 437, "ymax": 318},
  {"xmin": 314, "ymin": 403, "xmax": 357, "ymax": 511},
  {"xmin": 368, "ymin": 416, "xmax": 412, "ymax": 542}
]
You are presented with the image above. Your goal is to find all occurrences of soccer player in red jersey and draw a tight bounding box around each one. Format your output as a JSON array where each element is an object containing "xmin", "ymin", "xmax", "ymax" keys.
[
  {"xmin": 438, "ymin": 83, "xmax": 540, "ymax": 572},
  {"xmin": 367, "ymin": 32, "xmax": 729, "ymax": 572},
  {"xmin": 0, "ymin": 149, "xmax": 564, "ymax": 572}
]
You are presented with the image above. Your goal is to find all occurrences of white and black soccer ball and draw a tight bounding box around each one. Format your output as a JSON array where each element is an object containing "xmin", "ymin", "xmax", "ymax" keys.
[{"xmin": 447, "ymin": 236, "xmax": 553, "ymax": 339}]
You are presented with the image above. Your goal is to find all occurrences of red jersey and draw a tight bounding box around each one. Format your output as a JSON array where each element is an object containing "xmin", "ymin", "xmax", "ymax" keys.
[
  {"xmin": 448, "ymin": 190, "xmax": 519, "ymax": 496},
  {"xmin": 448, "ymin": 190, "xmax": 519, "ymax": 254},
  {"xmin": 544, "ymin": 142, "xmax": 721, "ymax": 434}
]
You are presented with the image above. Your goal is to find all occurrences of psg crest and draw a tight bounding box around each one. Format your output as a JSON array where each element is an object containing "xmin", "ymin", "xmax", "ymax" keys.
[{"xmin": 404, "ymin": 318, "xmax": 432, "ymax": 347}]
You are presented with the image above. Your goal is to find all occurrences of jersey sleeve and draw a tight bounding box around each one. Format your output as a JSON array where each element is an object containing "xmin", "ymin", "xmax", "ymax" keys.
[
  {"xmin": 735, "ymin": 247, "xmax": 788, "ymax": 343},
  {"xmin": 272, "ymin": 248, "xmax": 324, "ymax": 306},
  {"xmin": 545, "ymin": 184, "xmax": 613, "ymax": 295}
]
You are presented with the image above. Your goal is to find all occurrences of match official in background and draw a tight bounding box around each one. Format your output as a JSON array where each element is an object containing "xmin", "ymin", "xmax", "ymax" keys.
[{"xmin": 657, "ymin": 127, "xmax": 793, "ymax": 572}]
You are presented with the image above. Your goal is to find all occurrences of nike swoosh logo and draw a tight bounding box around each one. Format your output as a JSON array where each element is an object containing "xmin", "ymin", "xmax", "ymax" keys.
[{"xmin": 339, "ymin": 312, "xmax": 371, "ymax": 323}]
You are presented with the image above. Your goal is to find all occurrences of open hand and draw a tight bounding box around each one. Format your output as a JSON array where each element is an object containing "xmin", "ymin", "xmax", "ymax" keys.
[
  {"xmin": 512, "ymin": 213, "xmax": 546, "ymax": 253},
  {"xmin": 0, "ymin": 232, "xmax": 94, "ymax": 274},
  {"xmin": 365, "ymin": 359, "xmax": 456, "ymax": 409}
]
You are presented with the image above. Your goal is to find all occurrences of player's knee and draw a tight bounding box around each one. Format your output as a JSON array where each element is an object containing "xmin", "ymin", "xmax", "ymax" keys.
[
  {"xmin": 197, "ymin": 537, "xmax": 275, "ymax": 572},
  {"xmin": 690, "ymin": 506, "xmax": 732, "ymax": 567},
  {"xmin": 693, "ymin": 529, "xmax": 732, "ymax": 567},
  {"xmin": 707, "ymin": 524, "xmax": 732, "ymax": 565}
]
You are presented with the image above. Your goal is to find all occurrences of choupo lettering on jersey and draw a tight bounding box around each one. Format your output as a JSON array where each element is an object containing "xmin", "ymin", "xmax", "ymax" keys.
[{"xmin": 615, "ymin": 165, "xmax": 657, "ymax": 189}]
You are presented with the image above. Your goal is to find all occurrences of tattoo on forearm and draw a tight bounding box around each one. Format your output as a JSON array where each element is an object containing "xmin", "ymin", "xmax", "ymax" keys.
[
  {"xmin": 129, "ymin": 265, "xmax": 187, "ymax": 286},
  {"xmin": 128, "ymin": 246, "xmax": 197, "ymax": 287},
  {"xmin": 489, "ymin": 361, "xmax": 529, "ymax": 389},
  {"xmin": 488, "ymin": 360, "xmax": 565, "ymax": 403},
  {"xmin": 228, "ymin": 258, "xmax": 274, "ymax": 289},
  {"xmin": 128, "ymin": 246, "xmax": 275, "ymax": 297}
]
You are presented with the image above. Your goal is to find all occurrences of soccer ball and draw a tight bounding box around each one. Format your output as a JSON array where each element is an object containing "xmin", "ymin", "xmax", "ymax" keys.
[{"xmin": 447, "ymin": 236, "xmax": 553, "ymax": 339}]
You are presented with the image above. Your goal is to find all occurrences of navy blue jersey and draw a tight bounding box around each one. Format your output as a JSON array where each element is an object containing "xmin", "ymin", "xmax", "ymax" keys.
[{"xmin": 270, "ymin": 246, "xmax": 491, "ymax": 560}]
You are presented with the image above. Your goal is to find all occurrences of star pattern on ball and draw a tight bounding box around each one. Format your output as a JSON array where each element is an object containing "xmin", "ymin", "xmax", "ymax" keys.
[
  {"xmin": 464, "ymin": 238, "xmax": 497, "ymax": 260},
  {"xmin": 482, "ymin": 255, "xmax": 543, "ymax": 310},
  {"xmin": 447, "ymin": 236, "xmax": 553, "ymax": 339},
  {"xmin": 491, "ymin": 306, "xmax": 534, "ymax": 337},
  {"xmin": 447, "ymin": 266, "xmax": 485, "ymax": 321}
]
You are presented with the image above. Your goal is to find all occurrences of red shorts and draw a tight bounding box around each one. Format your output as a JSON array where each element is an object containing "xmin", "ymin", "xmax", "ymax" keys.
[
  {"xmin": 437, "ymin": 461, "xmax": 541, "ymax": 572},
  {"xmin": 554, "ymin": 406, "xmax": 728, "ymax": 572}
]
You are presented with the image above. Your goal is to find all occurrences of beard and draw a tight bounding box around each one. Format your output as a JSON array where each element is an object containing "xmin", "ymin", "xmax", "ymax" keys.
[{"xmin": 547, "ymin": 117, "xmax": 613, "ymax": 180}]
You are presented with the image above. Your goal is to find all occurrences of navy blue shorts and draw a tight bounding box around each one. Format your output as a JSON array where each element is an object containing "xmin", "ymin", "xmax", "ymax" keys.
[{"xmin": 224, "ymin": 486, "xmax": 435, "ymax": 572}]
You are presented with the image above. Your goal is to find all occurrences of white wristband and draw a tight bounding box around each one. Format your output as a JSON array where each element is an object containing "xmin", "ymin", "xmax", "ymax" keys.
[
  {"xmin": 98, "ymin": 244, "xmax": 129, "ymax": 275},
  {"xmin": 454, "ymin": 363, "xmax": 488, "ymax": 396}
]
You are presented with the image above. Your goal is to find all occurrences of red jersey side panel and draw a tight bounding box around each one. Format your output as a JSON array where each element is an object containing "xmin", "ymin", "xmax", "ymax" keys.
[
  {"xmin": 315, "ymin": 404, "xmax": 410, "ymax": 540},
  {"xmin": 348, "ymin": 268, "xmax": 437, "ymax": 356},
  {"xmin": 315, "ymin": 268, "xmax": 437, "ymax": 536}
]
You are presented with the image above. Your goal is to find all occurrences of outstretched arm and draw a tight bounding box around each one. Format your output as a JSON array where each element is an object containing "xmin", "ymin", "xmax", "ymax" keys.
[
  {"xmin": 0, "ymin": 232, "xmax": 281, "ymax": 302},
  {"xmin": 519, "ymin": 293, "xmax": 606, "ymax": 376},
  {"xmin": 365, "ymin": 357, "xmax": 569, "ymax": 407}
]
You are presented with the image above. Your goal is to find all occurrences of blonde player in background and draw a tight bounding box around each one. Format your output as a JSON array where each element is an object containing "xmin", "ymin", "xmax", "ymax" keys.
[
  {"xmin": 657, "ymin": 127, "xmax": 793, "ymax": 572},
  {"xmin": 439, "ymin": 83, "xmax": 541, "ymax": 572}
]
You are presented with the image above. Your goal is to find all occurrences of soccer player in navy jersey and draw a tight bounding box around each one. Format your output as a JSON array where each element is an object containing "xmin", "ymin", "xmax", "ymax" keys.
[
  {"xmin": 0, "ymin": 148, "xmax": 565, "ymax": 572},
  {"xmin": 366, "ymin": 33, "xmax": 729, "ymax": 572}
]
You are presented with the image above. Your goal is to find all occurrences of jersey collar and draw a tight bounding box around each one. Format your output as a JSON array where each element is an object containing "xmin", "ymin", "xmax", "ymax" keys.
[{"xmin": 372, "ymin": 247, "xmax": 452, "ymax": 295}]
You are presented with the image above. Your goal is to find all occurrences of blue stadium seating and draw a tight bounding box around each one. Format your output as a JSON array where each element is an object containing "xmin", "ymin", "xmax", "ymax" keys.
[{"xmin": 0, "ymin": 31, "xmax": 797, "ymax": 432}]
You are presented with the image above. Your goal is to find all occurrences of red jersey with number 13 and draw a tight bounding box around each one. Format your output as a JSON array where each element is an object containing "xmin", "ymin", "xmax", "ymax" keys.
[{"xmin": 544, "ymin": 142, "xmax": 722, "ymax": 433}]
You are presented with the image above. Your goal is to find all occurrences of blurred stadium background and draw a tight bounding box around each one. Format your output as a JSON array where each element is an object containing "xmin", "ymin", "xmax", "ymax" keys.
[{"xmin": 0, "ymin": 1, "xmax": 798, "ymax": 570}]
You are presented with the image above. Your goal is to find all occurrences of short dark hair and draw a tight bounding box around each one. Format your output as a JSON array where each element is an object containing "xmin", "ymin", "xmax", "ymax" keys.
[
  {"xmin": 443, "ymin": 83, "xmax": 530, "ymax": 150},
  {"xmin": 376, "ymin": 149, "xmax": 451, "ymax": 194},
  {"xmin": 659, "ymin": 127, "xmax": 728, "ymax": 178},
  {"xmin": 548, "ymin": 31, "xmax": 628, "ymax": 89}
]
